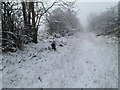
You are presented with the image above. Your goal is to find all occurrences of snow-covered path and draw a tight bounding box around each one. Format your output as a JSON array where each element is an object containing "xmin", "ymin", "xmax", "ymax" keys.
[
  {"xmin": 2, "ymin": 32, "xmax": 118, "ymax": 88},
  {"xmin": 70, "ymin": 33, "xmax": 118, "ymax": 88}
]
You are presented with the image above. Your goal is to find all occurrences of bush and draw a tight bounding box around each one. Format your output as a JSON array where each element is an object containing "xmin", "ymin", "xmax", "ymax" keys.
[{"xmin": 47, "ymin": 8, "xmax": 81, "ymax": 36}]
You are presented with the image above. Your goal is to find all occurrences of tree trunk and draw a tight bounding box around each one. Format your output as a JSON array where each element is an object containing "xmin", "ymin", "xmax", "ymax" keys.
[
  {"xmin": 31, "ymin": 2, "xmax": 35, "ymax": 27},
  {"xmin": 22, "ymin": 2, "xmax": 27, "ymax": 27},
  {"xmin": 32, "ymin": 27, "xmax": 38, "ymax": 43},
  {"xmin": 118, "ymin": 1, "xmax": 120, "ymax": 26},
  {"xmin": 31, "ymin": 2, "xmax": 38, "ymax": 43},
  {"xmin": 28, "ymin": 2, "xmax": 31, "ymax": 25},
  {"xmin": 118, "ymin": 1, "xmax": 120, "ymax": 38}
]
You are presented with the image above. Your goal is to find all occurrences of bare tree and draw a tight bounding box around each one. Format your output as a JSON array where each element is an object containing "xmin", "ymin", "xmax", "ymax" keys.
[
  {"xmin": 21, "ymin": 1, "xmax": 57, "ymax": 43},
  {"xmin": 1, "ymin": 0, "xmax": 57, "ymax": 52}
]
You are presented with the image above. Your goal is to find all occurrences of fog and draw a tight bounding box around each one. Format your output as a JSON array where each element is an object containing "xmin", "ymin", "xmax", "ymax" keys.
[
  {"xmin": 47, "ymin": 0, "xmax": 118, "ymax": 29},
  {"xmin": 39, "ymin": 0, "xmax": 118, "ymax": 30},
  {"xmin": 76, "ymin": 2, "xmax": 117, "ymax": 29}
]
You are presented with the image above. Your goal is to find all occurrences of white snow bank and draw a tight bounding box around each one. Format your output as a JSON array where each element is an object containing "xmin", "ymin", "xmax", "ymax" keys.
[{"xmin": 2, "ymin": 32, "xmax": 118, "ymax": 88}]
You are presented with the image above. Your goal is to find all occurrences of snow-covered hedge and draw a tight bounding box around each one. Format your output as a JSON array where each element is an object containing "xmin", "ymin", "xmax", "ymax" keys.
[{"xmin": 46, "ymin": 7, "xmax": 81, "ymax": 36}]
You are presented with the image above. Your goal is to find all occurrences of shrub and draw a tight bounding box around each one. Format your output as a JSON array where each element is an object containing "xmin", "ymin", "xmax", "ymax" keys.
[{"xmin": 47, "ymin": 8, "xmax": 81, "ymax": 36}]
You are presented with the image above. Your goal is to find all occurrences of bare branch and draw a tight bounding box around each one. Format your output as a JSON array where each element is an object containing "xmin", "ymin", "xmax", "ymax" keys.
[{"xmin": 35, "ymin": 1, "xmax": 57, "ymax": 28}]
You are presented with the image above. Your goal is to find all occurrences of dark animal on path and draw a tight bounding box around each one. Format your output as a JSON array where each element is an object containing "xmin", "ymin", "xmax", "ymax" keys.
[{"xmin": 51, "ymin": 41, "xmax": 56, "ymax": 51}]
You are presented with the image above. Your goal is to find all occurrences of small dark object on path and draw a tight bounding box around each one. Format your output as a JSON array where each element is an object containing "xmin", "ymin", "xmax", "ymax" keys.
[
  {"xmin": 59, "ymin": 44, "xmax": 63, "ymax": 47},
  {"xmin": 51, "ymin": 41, "xmax": 56, "ymax": 51},
  {"xmin": 38, "ymin": 76, "xmax": 42, "ymax": 82}
]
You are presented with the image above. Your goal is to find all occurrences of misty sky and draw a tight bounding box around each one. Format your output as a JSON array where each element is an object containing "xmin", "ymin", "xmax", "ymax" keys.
[
  {"xmin": 43, "ymin": 0, "xmax": 118, "ymax": 29},
  {"xmin": 76, "ymin": 2, "xmax": 118, "ymax": 28}
]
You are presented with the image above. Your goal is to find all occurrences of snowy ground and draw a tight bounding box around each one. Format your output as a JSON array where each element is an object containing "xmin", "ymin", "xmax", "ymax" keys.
[{"xmin": 1, "ymin": 30, "xmax": 118, "ymax": 88}]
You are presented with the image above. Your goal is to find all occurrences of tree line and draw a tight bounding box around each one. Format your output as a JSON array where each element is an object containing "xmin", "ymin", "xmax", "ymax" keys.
[
  {"xmin": 1, "ymin": 0, "xmax": 81, "ymax": 52},
  {"xmin": 88, "ymin": 2, "xmax": 120, "ymax": 37}
]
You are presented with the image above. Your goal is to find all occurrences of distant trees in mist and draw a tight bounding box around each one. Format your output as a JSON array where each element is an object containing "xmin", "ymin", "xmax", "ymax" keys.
[{"xmin": 87, "ymin": 4, "xmax": 119, "ymax": 36}]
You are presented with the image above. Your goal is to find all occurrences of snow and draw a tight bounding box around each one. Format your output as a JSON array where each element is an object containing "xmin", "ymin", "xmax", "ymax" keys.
[{"xmin": 1, "ymin": 30, "xmax": 118, "ymax": 88}]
